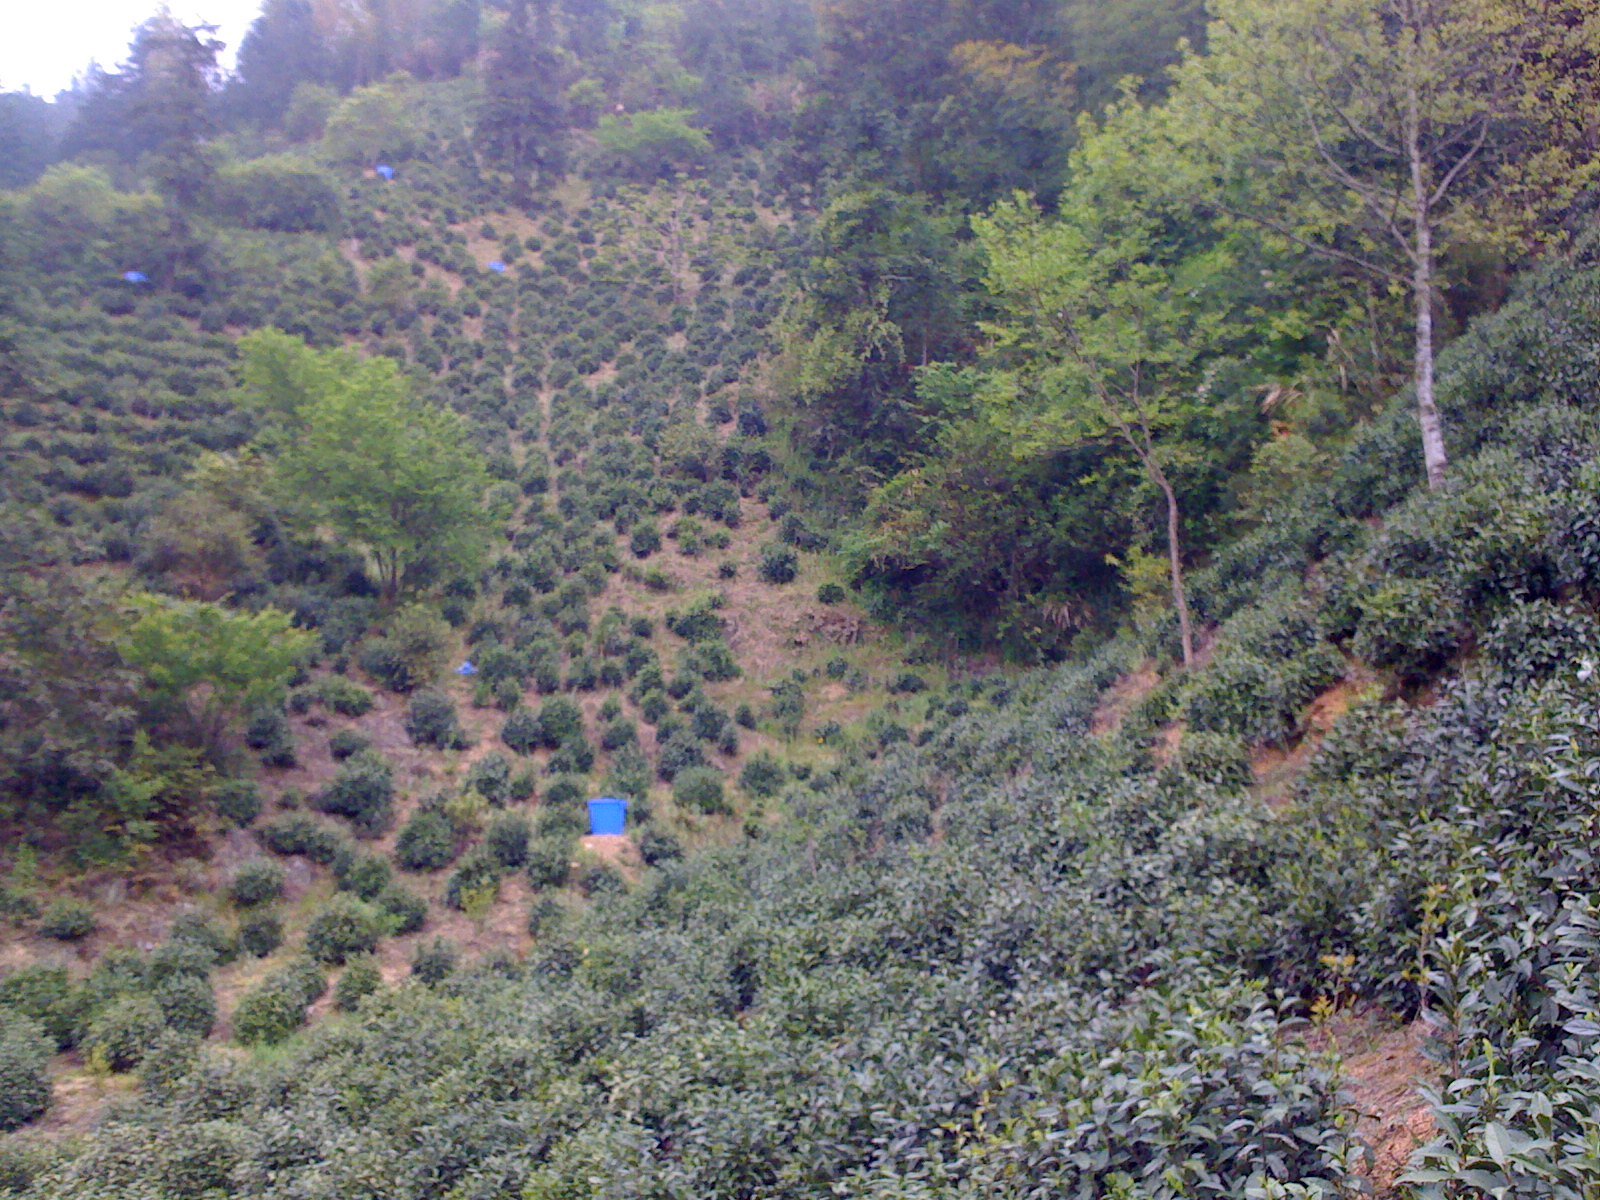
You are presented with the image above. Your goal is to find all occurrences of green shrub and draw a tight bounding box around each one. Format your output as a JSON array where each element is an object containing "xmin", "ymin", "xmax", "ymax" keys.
[
  {"xmin": 328, "ymin": 728, "xmax": 372, "ymax": 761},
  {"xmin": 37, "ymin": 898, "xmax": 96, "ymax": 941},
  {"xmin": 212, "ymin": 155, "xmax": 342, "ymax": 233},
  {"xmin": 334, "ymin": 957, "xmax": 382, "ymax": 1012},
  {"xmin": 466, "ymin": 752, "xmax": 515, "ymax": 805},
  {"xmin": 315, "ymin": 752, "xmax": 395, "ymax": 835},
  {"xmin": 245, "ymin": 707, "xmax": 297, "ymax": 767},
  {"xmin": 297, "ymin": 675, "xmax": 375, "ymax": 716},
  {"xmin": 486, "ymin": 811, "xmax": 533, "ymax": 868},
  {"xmin": 357, "ymin": 606, "xmax": 452, "ymax": 692},
  {"xmin": 376, "ymin": 885, "xmax": 428, "ymax": 935},
  {"xmin": 444, "ymin": 848, "xmax": 504, "ymax": 912},
  {"xmin": 0, "ymin": 1013, "xmax": 51, "ymax": 1131},
  {"xmin": 637, "ymin": 825, "xmax": 684, "ymax": 865},
  {"xmin": 228, "ymin": 861, "xmax": 285, "ymax": 908},
  {"xmin": 406, "ymin": 690, "xmax": 470, "ymax": 750},
  {"xmin": 524, "ymin": 837, "xmax": 574, "ymax": 889},
  {"xmin": 816, "ymin": 582, "xmax": 847, "ymax": 604},
  {"xmin": 83, "ymin": 994, "xmax": 165, "ymax": 1072},
  {"xmin": 411, "ymin": 938, "xmax": 458, "ymax": 984},
  {"xmin": 333, "ymin": 849, "xmax": 392, "ymax": 900},
  {"xmin": 237, "ymin": 913, "xmax": 283, "ymax": 958},
  {"xmin": 154, "ymin": 974, "xmax": 216, "ymax": 1038},
  {"xmin": 757, "ymin": 543, "xmax": 798, "ymax": 584},
  {"xmin": 232, "ymin": 983, "xmax": 305, "ymax": 1047},
  {"xmin": 213, "ymin": 779, "xmax": 264, "ymax": 827},
  {"xmin": 673, "ymin": 767, "xmax": 729, "ymax": 815},
  {"xmin": 0, "ymin": 965, "xmax": 84, "ymax": 1050},
  {"xmin": 629, "ymin": 521, "xmax": 661, "ymax": 558},
  {"xmin": 656, "ymin": 731, "xmax": 706, "ymax": 781},
  {"xmin": 738, "ymin": 753, "xmax": 786, "ymax": 799},
  {"xmin": 304, "ymin": 896, "xmax": 383, "ymax": 964},
  {"xmin": 259, "ymin": 815, "xmax": 344, "ymax": 863},
  {"xmin": 396, "ymin": 808, "xmax": 458, "ymax": 871},
  {"xmin": 501, "ymin": 706, "xmax": 542, "ymax": 754}
]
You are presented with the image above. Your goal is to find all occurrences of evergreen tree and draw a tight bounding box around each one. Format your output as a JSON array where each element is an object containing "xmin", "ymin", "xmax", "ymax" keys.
[
  {"xmin": 227, "ymin": 0, "xmax": 329, "ymax": 126},
  {"xmin": 479, "ymin": 0, "xmax": 569, "ymax": 205}
]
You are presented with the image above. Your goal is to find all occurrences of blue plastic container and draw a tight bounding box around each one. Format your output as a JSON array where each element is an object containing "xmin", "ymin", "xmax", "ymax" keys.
[{"xmin": 587, "ymin": 798, "xmax": 628, "ymax": 836}]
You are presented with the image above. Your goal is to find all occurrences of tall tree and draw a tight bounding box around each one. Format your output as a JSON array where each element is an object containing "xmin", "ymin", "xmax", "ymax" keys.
[
  {"xmin": 238, "ymin": 331, "xmax": 495, "ymax": 600},
  {"xmin": 1168, "ymin": 0, "xmax": 1600, "ymax": 490},
  {"xmin": 973, "ymin": 133, "xmax": 1237, "ymax": 668},
  {"xmin": 228, "ymin": 0, "xmax": 329, "ymax": 126},
  {"xmin": 479, "ymin": 0, "xmax": 569, "ymax": 204}
]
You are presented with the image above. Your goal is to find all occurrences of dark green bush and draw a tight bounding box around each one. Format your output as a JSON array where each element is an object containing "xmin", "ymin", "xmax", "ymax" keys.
[
  {"xmin": 228, "ymin": 861, "xmax": 285, "ymax": 908},
  {"xmin": 328, "ymin": 728, "xmax": 372, "ymax": 761},
  {"xmin": 486, "ymin": 811, "xmax": 532, "ymax": 868},
  {"xmin": 304, "ymin": 896, "xmax": 384, "ymax": 964},
  {"xmin": 244, "ymin": 707, "xmax": 297, "ymax": 767},
  {"xmin": 524, "ymin": 837, "xmax": 574, "ymax": 889},
  {"xmin": 376, "ymin": 885, "xmax": 428, "ymax": 935},
  {"xmin": 315, "ymin": 752, "xmax": 395, "ymax": 835},
  {"xmin": 444, "ymin": 848, "xmax": 504, "ymax": 911},
  {"xmin": 0, "ymin": 1013, "xmax": 51, "ymax": 1131},
  {"xmin": 154, "ymin": 974, "xmax": 215, "ymax": 1038},
  {"xmin": 411, "ymin": 938, "xmax": 459, "ymax": 984},
  {"xmin": 333, "ymin": 849, "xmax": 392, "ymax": 900},
  {"xmin": 672, "ymin": 767, "xmax": 729, "ymax": 814},
  {"xmin": 406, "ymin": 690, "xmax": 470, "ymax": 750},
  {"xmin": 757, "ymin": 543, "xmax": 798, "ymax": 584},
  {"xmin": 396, "ymin": 808, "xmax": 459, "ymax": 871},
  {"xmin": 334, "ymin": 957, "xmax": 382, "ymax": 1012},
  {"xmin": 213, "ymin": 779, "xmax": 264, "ymax": 827},
  {"xmin": 37, "ymin": 898, "xmax": 96, "ymax": 941},
  {"xmin": 738, "ymin": 753, "xmax": 786, "ymax": 798},
  {"xmin": 83, "ymin": 994, "xmax": 165, "ymax": 1072},
  {"xmin": 259, "ymin": 815, "xmax": 345, "ymax": 863},
  {"xmin": 237, "ymin": 913, "xmax": 283, "ymax": 958},
  {"xmin": 466, "ymin": 752, "xmax": 515, "ymax": 804}
]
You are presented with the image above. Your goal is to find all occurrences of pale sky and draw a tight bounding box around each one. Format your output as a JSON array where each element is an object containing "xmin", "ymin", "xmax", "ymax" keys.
[{"xmin": 1, "ymin": 0, "xmax": 261, "ymax": 97}]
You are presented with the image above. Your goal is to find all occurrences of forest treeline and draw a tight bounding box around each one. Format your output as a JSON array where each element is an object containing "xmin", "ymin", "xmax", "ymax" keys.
[{"xmin": 15, "ymin": 0, "xmax": 1591, "ymax": 660}]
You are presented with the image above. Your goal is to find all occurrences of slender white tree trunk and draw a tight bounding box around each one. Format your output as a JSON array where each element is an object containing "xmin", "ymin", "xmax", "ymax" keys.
[
  {"xmin": 1146, "ymin": 455, "xmax": 1195, "ymax": 670},
  {"xmin": 1406, "ymin": 67, "xmax": 1449, "ymax": 491}
]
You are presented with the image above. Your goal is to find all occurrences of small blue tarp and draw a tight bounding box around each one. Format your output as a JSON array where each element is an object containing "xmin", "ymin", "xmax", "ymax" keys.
[
  {"xmin": 375, "ymin": 164, "xmax": 395, "ymax": 181},
  {"xmin": 487, "ymin": 260, "xmax": 507, "ymax": 274},
  {"xmin": 588, "ymin": 798, "xmax": 628, "ymax": 836},
  {"xmin": 456, "ymin": 661, "xmax": 478, "ymax": 676},
  {"xmin": 121, "ymin": 271, "xmax": 149, "ymax": 284}
]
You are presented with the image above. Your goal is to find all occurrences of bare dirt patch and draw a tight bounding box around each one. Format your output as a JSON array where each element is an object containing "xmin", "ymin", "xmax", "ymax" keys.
[{"xmin": 1090, "ymin": 661, "xmax": 1161, "ymax": 736}]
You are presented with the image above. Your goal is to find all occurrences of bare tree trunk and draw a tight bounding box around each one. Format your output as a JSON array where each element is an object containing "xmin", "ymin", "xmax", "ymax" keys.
[
  {"xmin": 1146, "ymin": 455, "xmax": 1195, "ymax": 670},
  {"xmin": 1406, "ymin": 69, "xmax": 1449, "ymax": 491}
]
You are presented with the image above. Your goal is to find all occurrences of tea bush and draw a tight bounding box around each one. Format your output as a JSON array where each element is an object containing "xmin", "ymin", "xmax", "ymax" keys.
[
  {"xmin": 304, "ymin": 896, "xmax": 384, "ymax": 964},
  {"xmin": 0, "ymin": 1013, "xmax": 51, "ymax": 1131},
  {"xmin": 228, "ymin": 861, "xmax": 285, "ymax": 908},
  {"xmin": 314, "ymin": 752, "xmax": 395, "ymax": 835}
]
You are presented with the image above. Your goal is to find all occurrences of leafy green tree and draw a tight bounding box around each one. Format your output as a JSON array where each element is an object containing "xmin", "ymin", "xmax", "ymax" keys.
[
  {"xmin": 323, "ymin": 81, "xmax": 417, "ymax": 165},
  {"xmin": 1165, "ymin": 0, "xmax": 1600, "ymax": 490},
  {"xmin": 776, "ymin": 187, "xmax": 975, "ymax": 490},
  {"xmin": 974, "ymin": 155, "xmax": 1237, "ymax": 666},
  {"xmin": 238, "ymin": 331, "xmax": 495, "ymax": 600},
  {"xmin": 595, "ymin": 108, "xmax": 712, "ymax": 179},
  {"xmin": 121, "ymin": 595, "xmax": 313, "ymax": 755}
]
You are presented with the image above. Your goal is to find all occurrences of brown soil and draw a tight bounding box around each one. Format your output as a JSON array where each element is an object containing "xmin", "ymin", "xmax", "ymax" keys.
[
  {"xmin": 1250, "ymin": 669, "xmax": 1374, "ymax": 810},
  {"xmin": 1090, "ymin": 661, "xmax": 1161, "ymax": 736},
  {"xmin": 1324, "ymin": 1014, "xmax": 1437, "ymax": 1196}
]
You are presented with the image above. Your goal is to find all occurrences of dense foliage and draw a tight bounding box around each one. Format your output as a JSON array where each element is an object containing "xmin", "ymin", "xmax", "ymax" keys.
[{"xmin": 3, "ymin": 1, "xmax": 1600, "ymax": 1196}]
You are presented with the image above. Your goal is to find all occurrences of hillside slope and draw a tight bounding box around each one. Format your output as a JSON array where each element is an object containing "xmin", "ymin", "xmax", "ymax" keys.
[{"xmin": 4, "ymin": 224, "xmax": 1600, "ymax": 1196}]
